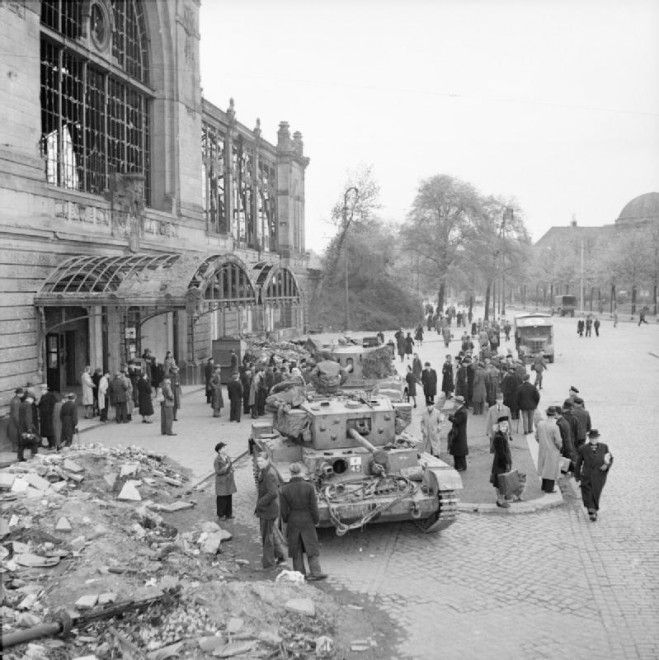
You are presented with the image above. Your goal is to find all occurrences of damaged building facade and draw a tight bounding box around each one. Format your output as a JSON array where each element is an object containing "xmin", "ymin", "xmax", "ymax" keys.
[{"xmin": 0, "ymin": 1, "xmax": 310, "ymax": 423}]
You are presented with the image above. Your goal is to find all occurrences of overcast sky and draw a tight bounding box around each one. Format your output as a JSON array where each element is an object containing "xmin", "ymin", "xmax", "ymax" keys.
[{"xmin": 199, "ymin": 0, "xmax": 659, "ymax": 253}]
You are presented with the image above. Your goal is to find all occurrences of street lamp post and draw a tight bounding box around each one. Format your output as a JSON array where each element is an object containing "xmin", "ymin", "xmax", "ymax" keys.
[{"xmin": 343, "ymin": 186, "xmax": 359, "ymax": 332}]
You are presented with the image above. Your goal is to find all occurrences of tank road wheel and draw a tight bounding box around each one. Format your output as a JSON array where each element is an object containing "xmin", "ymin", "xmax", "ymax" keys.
[{"xmin": 413, "ymin": 490, "xmax": 458, "ymax": 534}]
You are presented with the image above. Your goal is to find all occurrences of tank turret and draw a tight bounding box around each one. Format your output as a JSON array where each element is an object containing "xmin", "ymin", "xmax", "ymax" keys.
[{"xmin": 250, "ymin": 394, "xmax": 463, "ymax": 535}]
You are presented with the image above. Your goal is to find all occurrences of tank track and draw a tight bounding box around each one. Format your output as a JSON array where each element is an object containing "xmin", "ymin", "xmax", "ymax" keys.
[{"xmin": 414, "ymin": 489, "xmax": 459, "ymax": 533}]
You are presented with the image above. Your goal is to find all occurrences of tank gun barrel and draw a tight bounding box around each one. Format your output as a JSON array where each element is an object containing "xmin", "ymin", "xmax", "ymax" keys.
[{"xmin": 348, "ymin": 428, "xmax": 377, "ymax": 453}]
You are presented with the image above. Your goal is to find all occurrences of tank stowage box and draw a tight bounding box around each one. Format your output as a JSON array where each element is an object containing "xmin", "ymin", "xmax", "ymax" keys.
[{"xmin": 250, "ymin": 395, "xmax": 463, "ymax": 535}]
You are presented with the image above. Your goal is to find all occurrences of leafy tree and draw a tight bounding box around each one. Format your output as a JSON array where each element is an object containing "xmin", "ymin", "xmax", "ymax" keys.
[{"xmin": 401, "ymin": 175, "xmax": 483, "ymax": 312}]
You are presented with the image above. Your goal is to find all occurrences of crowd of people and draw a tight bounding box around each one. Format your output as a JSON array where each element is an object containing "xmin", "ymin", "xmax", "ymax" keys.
[{"xmin": 413, "ymin": 305, "xmax": 613, "ymax": 520}]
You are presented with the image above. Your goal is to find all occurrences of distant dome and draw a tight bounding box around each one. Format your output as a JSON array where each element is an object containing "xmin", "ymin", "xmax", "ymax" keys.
[{"xmin": 616, "ymin": 192, "xmax": 659, "ymax": 225}]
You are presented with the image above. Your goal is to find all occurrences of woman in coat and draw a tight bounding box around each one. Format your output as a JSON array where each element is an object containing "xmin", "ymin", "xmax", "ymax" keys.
[
  {"xmin": 210, "ymin": 367, "xmax": 224, "ymax": 417},
  {"xmin": 414, "ymin": 324, "xmax": 424, "ymax": 346},
  {"xmin": 412, "ymin": 354, "xmax": 423, "ymax": 382},
  {"xmin": 279, "ymin": 462, "xmax": 327, "ymax": 581},
  {"xmin": 441, "ymin": 356, "xmax": 454, "ymax": 398},
  {"xmin": 447, "ymin": 396, "xmax": 469, "ymax": 471},
  {"xmin": 81, "ymin": 366, "xmax": 95, "ymax": 418},
  {"xmin": 405, "ymin": 365, "xmax": 418, "ymax": 408},
  {"xmin": 574, "ymin": 429, "xmax": 613, "ymax": 521},
  {"xmin": 214, "ymin": 442, "xmax": 236, "ymax": 519},
  {"xmin": 396, "ymin": 333, "xmax": 406, "ymax": 363},
  {"xmin": 454, "ymin": 362, "xmax": 468, "ymax": 400},
  {"xmin": 490, "ymin": 416, "xmax": 512, "ymax": 507},
  {"xmin": 137, "ymin": 373, "xmax": 154, "ymax": 423}
]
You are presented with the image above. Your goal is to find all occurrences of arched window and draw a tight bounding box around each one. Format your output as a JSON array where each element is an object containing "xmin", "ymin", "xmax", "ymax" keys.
[{"xmin": 40, "ymin": 0, "xmax": 151, "ymax": 203}]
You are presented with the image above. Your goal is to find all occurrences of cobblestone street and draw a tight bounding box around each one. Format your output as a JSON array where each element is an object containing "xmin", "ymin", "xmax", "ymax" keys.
[{"xmin": 80, "ymin": 314, "xmax": 659, "ymax": 659}]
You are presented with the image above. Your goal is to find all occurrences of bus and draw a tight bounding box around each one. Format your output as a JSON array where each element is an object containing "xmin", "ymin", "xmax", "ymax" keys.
[
  {"xmin": 554, "ymin": 295, "xmax": 577, "ymax": 317},
  {"xmin": 514, "ymin": 313, "xmax": 555, "ymax": 363}
]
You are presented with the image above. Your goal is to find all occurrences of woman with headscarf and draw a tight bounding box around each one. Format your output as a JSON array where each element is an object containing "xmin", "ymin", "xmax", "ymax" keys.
[{"xmin": 214, "ymin": 442, "xmax": 236, "ymax": 520}]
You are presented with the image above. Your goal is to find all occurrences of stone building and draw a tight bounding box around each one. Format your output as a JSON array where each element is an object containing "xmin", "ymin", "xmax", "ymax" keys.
[{"xmin": 0, "ymin": 0, "xmax": 310, "ymax": 425}]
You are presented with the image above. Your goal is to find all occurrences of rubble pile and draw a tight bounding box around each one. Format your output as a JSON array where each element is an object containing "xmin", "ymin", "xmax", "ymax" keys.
[
  {"xmin": 246, "ymin": 340, "xmax": 311, "ymax": 367},
  {"xmin": 0, "ymin": 446, "xmax": 347, "ymax": 659}
]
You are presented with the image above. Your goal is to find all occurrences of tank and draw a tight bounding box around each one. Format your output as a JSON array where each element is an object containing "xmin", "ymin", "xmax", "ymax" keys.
[{"xmin": 250, "ymin": 395, "xmax": 463, "ymax": 535}]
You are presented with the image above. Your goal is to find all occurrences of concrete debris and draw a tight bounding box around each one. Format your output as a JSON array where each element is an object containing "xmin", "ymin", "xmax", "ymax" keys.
[
  {"xmin": 0, "ymin": 472, "xmax": 16, "ymax": 489},
  {"xmin": 16, "ymin": 612, "xmax": 42, "ymax": 628},
  {"xmin": 225, "ymin": 616, "xmax": 244, "ymax": 634},
  {"xmin": 70, "ymin": 535, "xmax": 87, "ymax": 552},
  {"xmin": 119, "ymin": 463, "xmax": 140, "ymax": 477},
  {"xmin": 63, "ymin": 459, "xmax": 85, "ymax": 473},
  {"xmin": 98, "ymin": 592, "xmax": 117, "ymax": 605},
  {"xmin": 75, "ymin": 594, "xmax": 99, "ymax": 610},
  {"xmin": 276, "ymin": 570, "xmax": 305, "ymax": 584},
  {"xmin": 23, "ymin": 473, "xmax": 51, "ymax": 491},
  {"xmin": 199, "ymin": 532, "xmax": 223, "ymax": 555},
  {"xmin": 212, "ymin": 641, "xmax": 256, "ymax": 658},
  {"xmin": 257, "ymin": 630, "xmax": 283, "ymax": 646},
  {"xmin": 104, "ymin": 472, "xmax": 118, "ymax": 489},
  {"xmin": 14, "ymin": 553, "xmax": 60, "ymax": 568},
  {"xmin": 117, "ymin": 481, "xmax": 142, "ymax": 501},
  {"xmin": 55, "ymin": 517, "xmax": 72, "ymax": 532},
  {"xmin": 10, "ymin": 477, "xmax": 29, "ymax": 493},
  {"xmin": 285, "ymin": 597, "xmax": 316, "ymax": 617},
  {"xmin": 198, "ymin": 635, "xmax": 226, "ymax": 652}
]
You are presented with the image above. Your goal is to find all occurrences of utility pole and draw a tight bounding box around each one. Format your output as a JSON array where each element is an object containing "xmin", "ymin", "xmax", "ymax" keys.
[
  {"xmin": 342, "ymin": 187, "xmax": 359, "ymax": 332},
  {"xmin": 580, "ymin": 238, "xmax": 585, "ymax": 314}
]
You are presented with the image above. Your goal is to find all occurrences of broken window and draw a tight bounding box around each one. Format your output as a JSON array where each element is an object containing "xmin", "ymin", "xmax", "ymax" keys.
[{"xmin": 40, "ymin": 0, "xmax": 151, "ymax": 203}]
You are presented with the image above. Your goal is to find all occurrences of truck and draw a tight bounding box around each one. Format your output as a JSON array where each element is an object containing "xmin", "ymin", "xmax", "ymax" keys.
[
  {"xmin": 553, "ymin": 295, "xmax": 577, "ymax": 317},
  {"xmin": 514, "ymin": 313, "xmax": 555, "ymax": 363}
]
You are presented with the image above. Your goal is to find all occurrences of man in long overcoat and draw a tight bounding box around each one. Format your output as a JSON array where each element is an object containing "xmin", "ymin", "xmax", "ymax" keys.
[
  {"xmin": 501, "ymin": 368, "xmax": 522, "ymax": 420},
  {"xmin": 448, "ymin": 396, "xmax": 469, "ymax": 471},
  {"xmin": 485, "ymin": 393, "xmax": 512, "ymax": 453},
  {"xmin": 227, "ymin": 372, "xmax": 243, "ymax": 422},
  {"xmin": 421, "ymin": 362, "xmax": 438, "ymax": 405},
  {"xmin": 441, "ymin": 355, "xmax": 454, "ymax": 398},
  {"xmin": 17, "ymin": 392, "xmax": 40, "ymax": 460},
  {"xmin": 535, "ymin": 407, "xmax": 562, "ymax": 493},
  {"xmin": 8, "ymin": 388, "xmax": 24, "ymax": 451},
  {"xmin": 515, "ymin": 374, "xmax": 540, "ymax": 434},
  {"xmin": 420, "ymin": 403, "xmax": 443, "ymax": 456},
  {"xmin": 60, "ymin": 393, "xmax": 78, "ymax": 448},
  {"xmin": 574, "ymin": 429, "xmax": 613, "ymax": 521},
  {"xmin": 571, "ymin": 397, "xmax": 591, "ymax": 449},
  {"xmin": 214, "ymin": 442, "xmax": 236, "ymax": 519},
  {"xmin": 38, "ymin": 387, "xmax": 58, "ymax": 448},
  {"xmin": 279, "ymin": 462, "xmax": 327, "ymax": 581},
  {"xmin": 254, "ymin": 454, "xmax": 286, "ymax": 569},
  {"xmin": 110, "ymin": 372, "xmax": 128, "ymax": 423},
  {"xmin": 210, "ymin": 366, "xmax": 224, "ymax": 418}
]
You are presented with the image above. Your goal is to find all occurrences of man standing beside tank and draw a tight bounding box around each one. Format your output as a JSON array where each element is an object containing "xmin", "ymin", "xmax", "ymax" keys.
[
  {"xmin": 516, "ymin": 374, "xmax": 540, "ymax": 435},
  {"xmin": 448, "ymin": 395, "xmax": 469, "ymax": 471},
  {"xmin": 279, "ymin": 462, "xmax": 327, "ymax": 581},
  {"xmin": 254, "ymin": 453, "xmax": 286, "ymax": 570},
  {"xmin": 535, "ymin": 407, "xmax": 562, "ymax": 493}
]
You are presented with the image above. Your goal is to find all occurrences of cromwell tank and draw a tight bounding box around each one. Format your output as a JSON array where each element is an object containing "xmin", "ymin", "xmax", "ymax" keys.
[{"xmin": 250, "ymin": 395, "xmax": 463, "ymax": 535}]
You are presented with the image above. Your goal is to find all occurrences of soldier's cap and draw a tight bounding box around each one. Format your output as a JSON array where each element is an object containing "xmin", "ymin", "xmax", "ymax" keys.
[
  {"xmin": 569, "ymin": 386, "xmax": 579, "ymax": 393},
  {"xmin": 497, "ymin": 415, "xmax": 509, "ymax": 423},
  {"xmin": 562, "ymin": 399, "xmax": 574, "ymax": 409},
  {"xmin": 573, "ymin": 396, "xmax": 584, "ymax": 405},
  {"xmin": 15, "ymin": 387, "xmax": 24, "ymax": 394},
  {"xmin": 424, "ymin": 362, "xmax": 431, "ymax": 366}
]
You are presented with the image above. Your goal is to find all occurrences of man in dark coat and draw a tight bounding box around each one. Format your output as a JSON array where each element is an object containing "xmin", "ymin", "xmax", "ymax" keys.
[
  {"xmin": 60, "ymin": 393, "xmax": 78, "ymax": 447},
  {"xmin": 279, "ymin": 462, "xmax": 327, "ymax": 581},
  {"xmin": 574, "ymin": 429, "xmax": 613, "ymax": 521},
  {"xmin": 17, "ymin": 392, "xmax": 39, "ymax": 461},
  {"xmin": 204, "ymin": 357, "xmax": 215, "ymax": 404},
  {"xmin": 556, "ymin": 405, "xmax": 577, "ymax": 470},
  {"xmin": 448, "ymin": 396, "xmax": 469, "ymax": 471},
  {"xmin": 8, "ymin": 387, "xmax": 24, "ymax": 452},
  {"xmin": 571, "ymin": 397, "xmax": 591, "ymax": 449},
  {"xmin": 110, "ymin": 372, "xmax": 129, "ymax": 423},
  {"xmin": 254, "ymin": 453, "xmax": 286, "ymax": 569},
  {"xmin": 137, "ymin": 373, "xmax": 154, "ymax": 423},
  {"xmin": 561, "ymin": 400, "xmax": 580, "ymax": 451},
  {"xmin": 441, "ymin": 355, "xmax": 454, "ymax": 398},
  {"xmin": 227, "ymin": 372, "xmax": 243, "ymax": 422},
  {"xmin": 240, "ymin": 366, "xmax": 253, "ymax": 415},
  {"xmin": 501, "ymin": 369, "xmax": 522, "ymax": 421},
  {"xmin": 170, "ymin": 366, "xmax": 181, "ymax": 421},
  {"xmin": 38, "ymin": 387, "xmax": 58, "ymax": 448},
  {"xmin": 515, "ymin": 374, "xmax": 540, "ymax": 435},
  {"xmin": 421, "ymin": 362, "xmax": 438, "ymax": 405}
]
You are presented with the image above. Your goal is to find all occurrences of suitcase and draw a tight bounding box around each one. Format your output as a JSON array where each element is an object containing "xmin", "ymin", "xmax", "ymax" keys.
[{"xmin": 497, "ymin": 470, "xmax": 520, "ymax": 496}]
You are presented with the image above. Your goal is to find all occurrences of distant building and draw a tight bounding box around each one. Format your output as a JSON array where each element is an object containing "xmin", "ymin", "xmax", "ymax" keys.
[
  {"xmin": 0, "ymin": 1, "xmax": 310, "ymax": 425},
  {"xmin": 533, "ymin": 193, "xmax": 659, "ymax": 304}
]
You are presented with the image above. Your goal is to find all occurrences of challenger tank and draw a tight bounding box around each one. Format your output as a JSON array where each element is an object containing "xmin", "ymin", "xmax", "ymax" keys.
[{"xmin": 250, "ymin": 394, "xmax": 463, "ymax": 535}]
